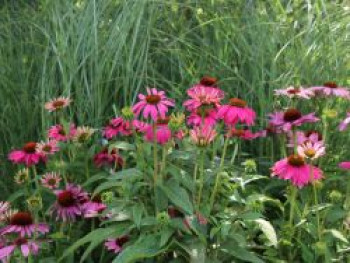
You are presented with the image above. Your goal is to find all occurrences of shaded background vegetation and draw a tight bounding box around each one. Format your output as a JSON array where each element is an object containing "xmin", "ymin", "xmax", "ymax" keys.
[{"xmin": 0, "ymin": 0, "xmax": 349, "ymax": 197}]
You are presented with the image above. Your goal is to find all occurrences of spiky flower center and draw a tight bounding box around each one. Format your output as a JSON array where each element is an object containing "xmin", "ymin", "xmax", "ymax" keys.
[
  {"xmin": 287, "ymin": 155, "xmax": 305, "ymax": 167},
  {"xmin": 283, "ymin": 108, "xmax": 302, "ymax": 122},
  {"xmin": 231, "ymin": 129, "xmax": 245, "ymax": 137},
  {"xmin": 42, "ymin": 144, "xmax": 52, "ymax": 152},
  {"xmin": 117, "ymin": 235, "xmax": 129, "ymax": 246},
  {"xmin": 200, "ymin": 76, "xmax": 217, "ymax": 86},
  {"xmin": 14, "ymin": 238, "xmax": 28, "ymax": 246},
  {"xmin": 304, "ymin": 149, "xmax": 316, "ymax": 158},
  {"xmin": 145, "ymin": 95, "xmax": 161, "ymax": 105},
  {"xmin": 156, "ymin": 117, "xmax": 170, "ymax": 125},
  {"xmin": 58, "ymin": 190, "xmax": 76, "ymax": 207},
  {"xmin": 287, "ymin": 87, "xmax": 300, "ymax": 94},
  {"xmin": 48, "ymin": 178, "xmax": 57, "ymax": 186},
  {"xmin": 10, "ymin": 212, "xmax": 33, "ymax": 226},
  {"xmin": 324, "ymin": 81, "xmax": 337, "ymax": 89},
  {"xmin": 23, "ymin": 142, "xmax": 37, "ymax": 153},
  {"xmin": 229, "ymin": 98, "xmax": 247, "ymax": 108},
  {"xmin": 58, "ymin": 127, "xmax": 66, "ymax": 136},
  {"xmin": 52, "ymin": 100, "xmax": 65, "ymax": 108}
]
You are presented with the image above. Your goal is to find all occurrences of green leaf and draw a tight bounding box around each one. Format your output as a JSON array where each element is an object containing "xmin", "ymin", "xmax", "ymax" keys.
[
  {"xmin": 113, "ymin": 235, "xmax": 167, "ymax": 263},
  {"xmin": 110, "ymin": 141, "xmax": 135, "ymax": 151},
  {"xmin": 254, "ymin": 219, "xmax": 278, "ymax": 247},
  {"xmin": 132, "ymin": 204, "xmax": 144, "ymax": 228},
  {"xmin": 160, "ymin": 180, "xmax": 193, "ymax": 215},
  {"xmin": 221, "ymin": 244, "xmax": 264, "ymax": 263},
  {"xmin": 109, "ymin": 168, "xmax": 142, "ymax": 180},
  {"xmin": 59, "ymin": 224, "xmax": 128, "ymax": 261},
  {"xmin": 160, "ymin": 228, "xmax": 175, "ymax": 247},
  {"xmin": 325, "ymin": 229, "xmax": 348, "ymax": 243}
]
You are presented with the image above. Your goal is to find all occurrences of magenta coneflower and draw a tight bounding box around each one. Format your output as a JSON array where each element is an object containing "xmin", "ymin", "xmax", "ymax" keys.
[
  {"xmin": 0, "ymin": 238, "xmax": 39, "ymax": 260},
  {"xmin": 269, "ymin": 108, "xmax": 319, "ymax": 132},
  {"xmin": 93, "ymin": 148, "xmax": 124, "ymax": 169},
  {"xmin": 339, "ymin": 162, "xmax": 350, "ymax": 170},
  {"xmin": 339, "ymin": 112, "xmax": 350, "ymax": 131},
  {"xmin": 82, "ymin": 196, "xmax": 107, "ymax": 218},
  {"xmin": 271, "ymin": 154, "xmax": 322, "ymax": 188},
  {"xmin": 44, "ymin": 96, "xmax": 72, "ymax": 112},
  {"xmin": 190, "ymin": 126, "xmax": 217, "ymax": 147},
  {"xmin": 41, "ymin": 172, "xmax": 61, "ymax": 189},
  {"xmin": 227, "ymin": 128, "xmax": 262, "ymax": 140},
  {"xmin": 48, "ymin": 124, "xmax": 77, "ymax": 141},
  {"xmin": 187, "ymin": 108, "xmax": 218, "ymax": 127},
  {"xmin": 0, "ymin": 211, "xmax": 49, "ymax": 237},
  {"xmin": 297, "ymin": 141, "xmax": 325, "ymax": 160},
  {"xmin": 144, "ymin": 118, "xmax": 172, "ymax": 145},
  {"xmin": 287, "ymin": 130, "xmax": 323, "ymax": 148},
  {"xmin": 131, "ymin": 120, "xmax": 148, "ymax": 133},
  {"xmin": 103, "ymin": 117, "xmax": 132, "ymax": 139},
  {"xmin": 105, "ymin": 235, "xmax": 129, "ymax": 254},
  {"xmin": 217, "ymin": 98, "xmax": 256, "ymax": 126},
  {"xmin": 133, "ymin": 88, "xmax": 175, "ymax": 121},
  {"xmin": 36, "ymin": 140, "xmax": 59, "ymax": 156},
  {"xmin": 183, "ymin": 77, "xmax": 224, "ymax": 112},
  {"xmin": 52, "ymin": 184, "xmax": 88, "ymax": 222},
  {"xmin": 310, "ymin": 82, "xmax": 350, "ymax": 98},
  {"xmin": 274, "ymin": 86, "xmax": 314, "ymax": 99},
  {"xmin": 8, "ymin": 142, "xmax": 46, "ymax": 167}
]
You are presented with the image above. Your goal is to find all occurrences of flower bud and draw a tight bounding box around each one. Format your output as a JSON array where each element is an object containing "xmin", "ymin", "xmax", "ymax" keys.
[
  {"xmin": 26, "ymin": 195, "xmax": 43, "ymax": 211},
  {"xmin": 14, "ymin": 168, "xmax": 29, "ymax": 184},
  {"xmin": 121, "ymin": 107, "xmax": 134, "ymax": 120},
  {"xmin": 157, "ymin": 212, "xmax": 170, "ymax": 226},
  {"xmin": 101, "ymin": 191, "xmax": 114, "ymax": 204}
]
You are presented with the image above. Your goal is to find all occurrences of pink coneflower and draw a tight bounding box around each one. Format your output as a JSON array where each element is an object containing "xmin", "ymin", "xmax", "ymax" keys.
[
  {"xmin": 183, "ymin": 78, "xmax": 224, "ymax": 112},
  {"xmin": 217, "ymin": 98, "xmax": 256, "ymax": 126},
  {"xmin": 226, "ymin": 128, "xmax": 262, "ymax": 140},
  {"xmin": 48, "ymin": 124, "xmax": 76, "ymax": 141},
  {"xmin": 41, "ymin": 172, "xmax": 61, "ymax": 189},
  {"xmin": 144, "ymin": 118, "xmax": 172, "ymax": 145},
  {"xmin": 105, "ymin": 235, "xmax": 129, "ymax": 254},
  {"xmin": 0, "ymin": 202, "xmax": 10, "ymax": 223},
  {"xmin": 187, "ymin": 108, "xmax": 218, "ymax": 127},
  {"xmin": 269, "ymin": 109, "xmax": 319, "ymax": 132},
  {"xmin": 44, "ymin": 96, "xmax": 72, "ymax": 112},
  {"xmin": 8, "ymin": 142, "xmax": 46, "ymax": 167},
  {"xmin": 93, "ymin": 148, "xmax": 124, "ymax": 169},
  {"xmin": 0, "ymin": 211, "xmax": 49, "ymax": 237},
  {"xmin": 310, "ymin": 82, "xmax": 350, "ymax": 98},
  {"xmin": 297, "ymin": 141, "xmax": 325, "ymax": 160},
  {"xmin": 339, "ymin": 162, "xmax": 350, "ymax": 170},
  {"xmin": 36, "ymin": 140, "xmax": 59, "ymax": 155},
  {"xmin": 72, "ymin": 126, "xmax": 95, "ymax": 143},
  {"xmin": 132, "ymin": 88, "xmax": 175, "ymax": 121},
  {"xmin": 0, "ymin": 238, "xmax": 39, "ymax": 260},
  {"xmin": 190, "ymin": 126, "xmax": 217, "ymax": 147},
  {"xmin": 339, "ymin": 112, "xmax": 350, "ymax": 131},
  {"xmin": 132, "ymin": 120, "xmax": 148, "ymax": 133},
  {"xmin": 287, "ymin": 130, "xmax": 322, "ymax": 148},
  {"xmin": 102, "ymin": 118, "xmax": 132, "ymax": 139},
  {"xmin": 82, "ymin": 196, "xmax": 107, "ymax": 218},
  {"xmin": 175, "ymin": 129, "xmax": 186, "ymax": 140},
  {"xmin": 274, "ymin": 86, "xmax": 314, "ymax": 99},
  {"xmin": 52, "ymin": 184, "xmax": 88, "ymax": 222},
  {"xmin": 271, "ymin": 155, "xmax": 322, "ymax": 188}
]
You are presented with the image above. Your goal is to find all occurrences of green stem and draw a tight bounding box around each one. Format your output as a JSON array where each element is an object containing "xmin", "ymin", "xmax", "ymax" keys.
[
  {"xmin": 311, "ymin": 164, "xmax": 321, "ymax": 240},
  {"xmin": 193, "ymin": 162, "xmax": 198, "ymax": 203},
  {"xmin": 153, "ymin": 124, "xmax": 158, "ymax": 183},
  {"xmin": 197, "ymin": 150, "xmax": 205, "ymax": 207},
  {"xmin": 209, "ymin": 137, "xmax": 229, "ymax": 212}
]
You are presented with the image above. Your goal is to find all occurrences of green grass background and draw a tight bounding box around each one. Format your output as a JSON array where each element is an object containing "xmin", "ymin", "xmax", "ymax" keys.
[{"xmin": 0, "ymin": 0, "xmax": 349, "ymax": 197}]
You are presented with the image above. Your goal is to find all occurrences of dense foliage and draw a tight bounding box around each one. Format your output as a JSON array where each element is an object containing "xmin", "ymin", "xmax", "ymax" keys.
[{"xmin": 0, "ymin": 0, "xmax": 350, "ymax": 262}]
